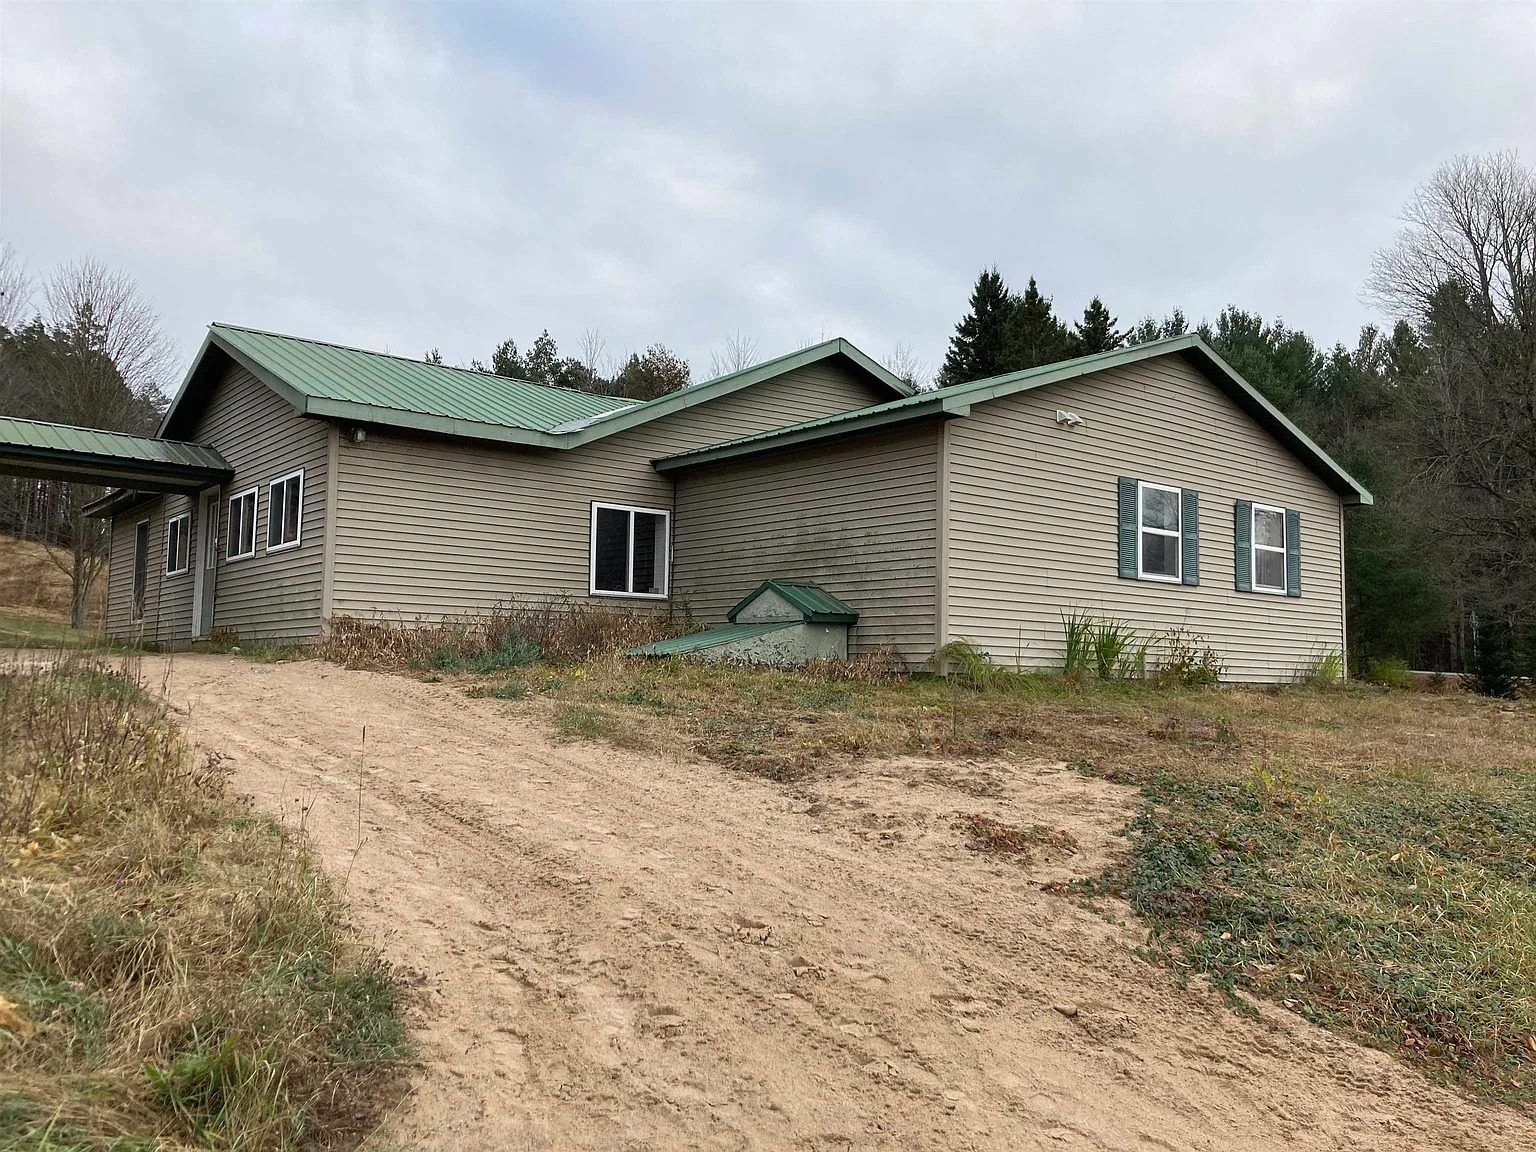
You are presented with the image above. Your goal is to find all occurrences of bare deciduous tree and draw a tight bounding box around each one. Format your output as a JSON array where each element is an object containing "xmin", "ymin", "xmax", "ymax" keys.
[
  {"xmin": 0, "ymin": 255, "xmax": 176, "ymax": 627},
  {"xmin": 577, "ymin": 327, "xmax": 608, "ymax": 383},
  {"xmin": 708, "ymin": 329, "xmax": 759, "ymax": 378},
  {"xmin": 882, "ymin": 342, "xmax": 932, "ymax": 391},
  {"xmin": 0, "ymin": 243, "xmax": 31, "ymax": 331},
  {"xmin": 1367, "ymin": 151, "xmax": 1536, "ymax": 624}
]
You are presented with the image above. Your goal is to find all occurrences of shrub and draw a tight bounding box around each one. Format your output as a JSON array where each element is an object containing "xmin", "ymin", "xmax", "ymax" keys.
[
  {"xmin": 1156, "ymin": 628, "xmax": 1225, "ymax": 687},
  {"xmin": 1294, "ymin": 648, "xmax": 1344, "ymax": 688},
  {"xmin": 1362, "ymin": 655, "xmax": 1414, "ymax": 690}
]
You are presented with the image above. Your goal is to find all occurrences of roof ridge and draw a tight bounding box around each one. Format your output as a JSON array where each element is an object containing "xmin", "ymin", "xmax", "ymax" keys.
[{"xmin": 210, "ymin": 322, "xmax": 639, "ymax": 407}]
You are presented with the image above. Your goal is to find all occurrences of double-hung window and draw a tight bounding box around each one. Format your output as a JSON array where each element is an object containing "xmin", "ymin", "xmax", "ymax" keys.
[
  {"xmin": 227, "ymin": 488, "xmax": 257, "ymax": 560},
  {"xmin": 590, "ymin": 502, "xmax": 669, "ymax": 598},
  {"xmin": 165, "ymin": 513, "xmax": 191, "ymax": 576},
  {"xmin": 1137, "ymin": 481, "xmax": 1182, "ymax": 582},
  {"xmin": 1251, "ymin": 504, "xmax": 1287, "ymax": 593},
  {"xmin": 267, "ymin": 470, "xmax": 303, "ymax": 552}
]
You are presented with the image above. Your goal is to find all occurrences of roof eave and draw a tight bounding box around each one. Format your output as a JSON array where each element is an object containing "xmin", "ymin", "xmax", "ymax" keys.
[
  {"xmin": 556, "ymin": 338, "xmax": 913, "ymax": 446},
  {"xmin": 654, "ymin": 394, "xmax": 967, "ymax": 473}
]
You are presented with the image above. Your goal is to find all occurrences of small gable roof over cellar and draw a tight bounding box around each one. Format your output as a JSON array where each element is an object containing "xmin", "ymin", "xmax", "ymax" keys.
[{"xmin": 728, "ymin": 579, "xmax": 860, "ymax": 624}]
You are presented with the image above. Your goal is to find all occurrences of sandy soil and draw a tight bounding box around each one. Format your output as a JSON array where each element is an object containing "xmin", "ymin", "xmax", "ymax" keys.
[{"xmin": 145, "ymin": 655, "xmax": 1529, "ymax": 1151}]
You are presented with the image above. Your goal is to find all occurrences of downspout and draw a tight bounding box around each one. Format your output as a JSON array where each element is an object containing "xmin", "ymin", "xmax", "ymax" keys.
[{"xmin": 934, "ymin": 420, "xmax": 950, "ymax": 662}]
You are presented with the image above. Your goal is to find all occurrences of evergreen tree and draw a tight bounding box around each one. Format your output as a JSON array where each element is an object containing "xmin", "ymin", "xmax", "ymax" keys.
[
  {"xmin": 608, "ymin": 345, "xmax": 690, "ymax": 400},
  {"xmin": 1003, "ymin": 277, "xmax": 1075, "ymax": 371},
  {"xmin": 489, "ymin": 339, "xmax": 524, "ymax": 378},
  {"xmin": 1129, "ymin": 310, "xmax": 1188, "ymax": 344},
  {"xmin": 937, "ymin": 267, "xmax": 1014, "ymax": 387},
  {"xmin": 1072, "ymin": 297, "xmax": 1125, "ymax": 355}
]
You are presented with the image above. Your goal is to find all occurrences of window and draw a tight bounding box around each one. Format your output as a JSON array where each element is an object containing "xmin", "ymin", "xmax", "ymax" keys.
[
  {"xmin": 590, "ymin": 502, "xmax": 669, "ymax": 597},
  {"xmin": 227, "ymin": 488, "xmax": 257, "ymax": 560},
  {"xmin": 267, "ymin": 471, "xmax": 303, "ymax": 552},
  {"xmin": 1251, "ymin": 504, "xmax": 1287, "ymax": 593},
  {"xmin": 132, "ymin": 520, "xmax": 150, "ymax": 618},
  {"xmin": 165, "ymin": 513, "xmax": 191, "ymax": 576},
  {"xmin": 1137, "ymin": 481, "xmax": 1181, "ymax": 582}
]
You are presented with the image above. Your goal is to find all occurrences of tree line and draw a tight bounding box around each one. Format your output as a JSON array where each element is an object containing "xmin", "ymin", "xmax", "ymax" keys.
[{"xmin": 932, "ymin": 152, "xmax": 1535, "ymax": 688}]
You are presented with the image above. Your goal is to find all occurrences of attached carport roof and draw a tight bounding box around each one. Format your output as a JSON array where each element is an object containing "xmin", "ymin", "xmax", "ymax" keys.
[{"xmin": 0, "ymin": 416, "xmax": 232, "ymax": 499}]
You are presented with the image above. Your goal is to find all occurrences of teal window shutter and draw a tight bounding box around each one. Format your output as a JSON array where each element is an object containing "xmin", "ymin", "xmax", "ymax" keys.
[
  {"xmin": 1234, "ymin": 500, "xmax": 1253, "ymax": 591},
  {"xmin": 1285, "ymin": 508, "xmax": 1302, "ymax": 596},
  {"xmin": 1117, "ymin": 478, "xmax": 1138, "ymax": 578},
  {"xmin": 1180, "ymin": 489, "xmax": 1199, "ymax": 585}
]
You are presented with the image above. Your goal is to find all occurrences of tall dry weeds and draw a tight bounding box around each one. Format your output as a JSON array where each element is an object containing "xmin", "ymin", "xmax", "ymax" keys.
[{"xmin": 0, "ymin": 653, "xmax": 405, "ymax": 1149}]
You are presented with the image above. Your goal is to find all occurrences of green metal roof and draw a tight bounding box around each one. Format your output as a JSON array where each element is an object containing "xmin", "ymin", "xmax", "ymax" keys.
[
  {"xmin": 0, "ymin": 416, "xmax": 232, "ymax": 494},
  {"xmin": 627, "ymin": 621, "xmax": 796, "ymax": 657},
  {"xmin": 653, "ymin": 335, "xmax": 1374, "ymax": 506},
  {"xmin": 549, "ymin": 337, "xmax": 913, "ymax": 441},
  {"xmin": 161, "ymin": 324, "xmax": 638, "ymax": 446},
  {"xmin": 160, "ymin": 326, "xmax": 908, "ymax": 451},
  {"xmin": 727, "ymin": 579, "xmax": 859, "ymax": 624}
]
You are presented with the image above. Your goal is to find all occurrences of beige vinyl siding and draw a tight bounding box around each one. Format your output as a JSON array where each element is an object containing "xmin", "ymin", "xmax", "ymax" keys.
[
  {"xmin": 672, "ymin": 424, "xmax": 942, "ymax": 660},
  {"xmin": 192, "ymin": 364, "xmax": 329, "ymax": 639},
  {"xmin": 945, "ymin": 356, "xmax": 1346, "ymax": 683},
  {"xmin": 107, "ymin": 500, "xmax": 160, "ymax": 642},
  {"xmin": 330, "ymin": 361, "xmax": 889, "ymax": 620}
]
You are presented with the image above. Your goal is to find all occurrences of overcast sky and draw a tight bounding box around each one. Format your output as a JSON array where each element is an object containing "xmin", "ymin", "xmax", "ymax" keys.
[{"xmin": 3, "ymin": 1, "xmax": 1533, "ymax": 388}]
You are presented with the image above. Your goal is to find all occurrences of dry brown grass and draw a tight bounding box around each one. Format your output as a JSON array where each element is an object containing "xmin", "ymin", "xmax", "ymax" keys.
[
  {"xmin": 0, "ymin": 654, "xmax": 406, "ymax": 1149},
  {"xmin": 321, "ymin": 597, "xmax": 685, "ymax": 671},
  {"xmin": 0, "ymin": 534, "xmax": 105, "ymax": 626}
]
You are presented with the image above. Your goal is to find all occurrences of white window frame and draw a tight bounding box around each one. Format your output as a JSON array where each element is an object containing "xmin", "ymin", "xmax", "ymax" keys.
[
  {"xmin": 589, "ymin": 501, "xmax": 670, "ymax": 599},
  {"xmin": 266, "ymin": 469, "xmax": 304, "ymax": 553},
  {"xmin": 227, "ymin": 487, "xmax": 258, "ymax": 561},
  {"xmin": 1136, "ymin": 480, "xmax": 1182, "ymax": 583},
  {"xmin": 1251, "ymin": 502, "xmax": 1288, "ymax": 595},
  {"xmin": 164, "ymin": 512, "xmax": 191, "ymax": 577}
]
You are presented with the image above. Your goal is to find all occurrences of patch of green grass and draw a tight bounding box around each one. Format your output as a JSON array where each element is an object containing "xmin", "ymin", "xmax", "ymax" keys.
[
  {"xmin": 1087, "ymin": 758, "xmax": 1536, "ymax": 1106},
  {"xmin": 0, "ymin": 615, "xmax": 115, "ymax": 651},
  {"xmin": 552, "ymin": 702, "xmax": 650, "ymax": 750}
]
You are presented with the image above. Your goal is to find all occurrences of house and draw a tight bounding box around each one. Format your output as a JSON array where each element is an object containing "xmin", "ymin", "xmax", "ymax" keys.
[{"xmin": 0, "ymin": 324, "xmax": 1371, "ymax": 682}]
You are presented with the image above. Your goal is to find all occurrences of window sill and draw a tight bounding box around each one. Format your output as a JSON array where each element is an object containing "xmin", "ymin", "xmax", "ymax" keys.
[
  {"xmin": 165, "ymin": 569, "xmax": 190, "ymax": 579},
  {"xmin": 266, "ymin": 540, "xmax": 302, "ymax": 554},
  {"xmin": 1251, "ymin": 585, "xmax": 1289, "ymax": 596},
  {"xmin": 1137, "ymin": 572, "xmax": 1183, "ymax": 584},
  {"xmin": 589, "ymin": 588, "xmax": 669, "ymax": 601},
  {"xmin": 226, "ymin": 551, "xmax": 256, "ymax": 563}
]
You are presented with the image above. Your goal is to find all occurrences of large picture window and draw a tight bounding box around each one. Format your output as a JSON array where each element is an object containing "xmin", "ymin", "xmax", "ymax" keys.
[
  {"xmin": 165, "ymin": 513, "xmax": 191, "ymax": 576},
  {"xmin": 227, "ymin": 488, "xmax": 257, "ymax": 560},
  {"xmin": 267, "ymin": 470, "xmax": 303, "ymax": 552},
  {"xmin": 1137, "ymin": 481, "xmax": 1181, "ymax": 582},
  {"xmin": 1251, "ymin": 504, "xmax": 1287, "ymax": 593},
  {"xmin": 590, "ymin": 502, "xmax": 669, "ymax": 598}
]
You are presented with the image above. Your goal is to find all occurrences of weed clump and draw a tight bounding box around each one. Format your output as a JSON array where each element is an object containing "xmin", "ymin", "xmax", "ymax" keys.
[
  {"xmin": 960, "ymin": 814, "xmax": 1077, "ymax": 860},
  {"xmin": 0, "ymin": 655, "xmax": 406, "ymax": 1148}
]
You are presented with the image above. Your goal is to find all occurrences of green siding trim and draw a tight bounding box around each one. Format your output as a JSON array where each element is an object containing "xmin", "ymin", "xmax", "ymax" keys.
[
  {"xmin": 1234, "ymin": 500, "xmax": 1254, "ymax": 592},
  {"xmin": 727, "ymin": 579, "xmax": 860, "ymax": 624},
  {"xmin": 1117, "ymin": 477, "xmax": 1139, "ymax": 578},
  {"xmin": 656, "ymin": 335, "xmax": 1373, "ymax": 507},
  {"xmin": 1181, "ymin": 488, "xmax": 1201, "ymax": 586},
  {"xmin": 1285, "ymin": 508, "xmax": 1302, "ymax": 597}
]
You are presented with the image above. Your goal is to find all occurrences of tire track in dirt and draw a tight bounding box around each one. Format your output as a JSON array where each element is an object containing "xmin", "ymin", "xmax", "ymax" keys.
[{"xmin": 153, "ymin": 656, "xmax": 1531, "ymax": 1151}]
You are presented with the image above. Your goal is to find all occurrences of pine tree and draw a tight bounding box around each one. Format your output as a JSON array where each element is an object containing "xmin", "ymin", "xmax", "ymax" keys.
[
  {"xmin": 937, "ymin": 267, "xmax": 1014, "ymax": 387},
  {"xmin": 1072, "ymin": 297, "xmax": 1125, "ymax": 355},
  {"xmin": 1003, "ymin": 277, "xmax": 1074, "ymax": 370},
  {"xmin": 489, "ymin": 339, "xmax": 523, "ymax": 378}
]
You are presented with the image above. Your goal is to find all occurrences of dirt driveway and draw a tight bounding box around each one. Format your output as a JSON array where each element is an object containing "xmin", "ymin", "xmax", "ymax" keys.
[{"xmin": 151, "ymin": 655, "xmax": 1527, "ymax": 1151}]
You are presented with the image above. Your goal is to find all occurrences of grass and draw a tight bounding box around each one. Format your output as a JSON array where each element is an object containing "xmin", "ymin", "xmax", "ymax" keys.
[
  {"xmin": 0, "ymin": 654, "xmax": 407, "ymax": 1149},
  {"xmin": 446, "ymin": 651, "xmax": 1535, "ymax": 1108},
  {"xmin": 0, "ymin": 615, "xmax": 113, "ymax": 652}
]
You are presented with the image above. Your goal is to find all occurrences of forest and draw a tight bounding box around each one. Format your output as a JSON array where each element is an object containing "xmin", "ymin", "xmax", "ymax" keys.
[{"xmin": 1, "ymin": 152, "xmax": 1531, "ymax": 685}]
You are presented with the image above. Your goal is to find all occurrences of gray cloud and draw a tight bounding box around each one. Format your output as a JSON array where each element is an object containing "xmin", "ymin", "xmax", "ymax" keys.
[{"xmin": 3, "ymin": 1, "xmax": 1532, "ymax": 389}]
